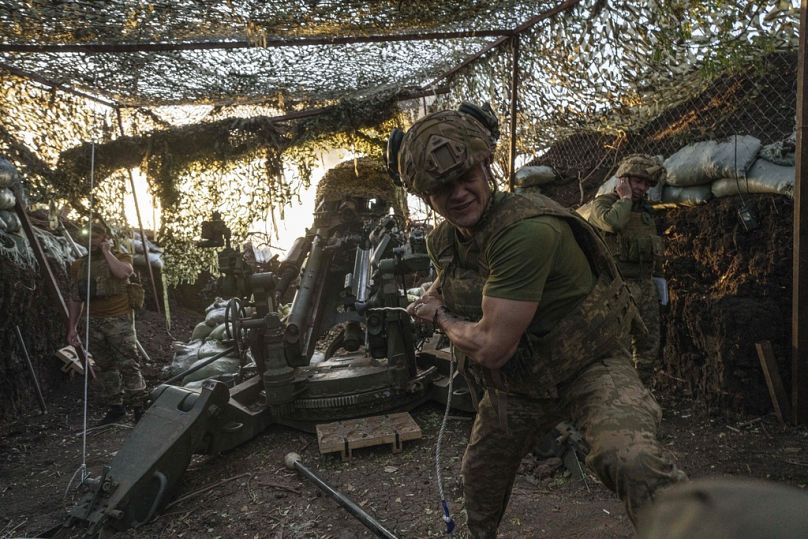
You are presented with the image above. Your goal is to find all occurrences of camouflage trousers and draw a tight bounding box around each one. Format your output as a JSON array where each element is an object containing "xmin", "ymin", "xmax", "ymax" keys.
[
  {"xmin": 461, "ymin": 353, "xmax": 686, "ymax": 539},
  {"xmin": 627, "ymin": 278, "xmax": 661, "ymax": 379},
  {"xmin": 88, "ymin": 313, "xmax": 147, "ymax": 407}
]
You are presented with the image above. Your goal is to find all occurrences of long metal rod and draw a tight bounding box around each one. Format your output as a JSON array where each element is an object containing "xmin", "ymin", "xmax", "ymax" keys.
[
  {"xmin": 507, "ymin": 35, "xmax": 521, "ymax": 190},
  {"xmin": 163, "ymin": 347, "xmax": 235, "ymax": 386},
  {"xmin": 424, "ymin": 0, "xmax": 580, "ymax": 89},
  {"xmin": 285, "ymin": 453, "xmax": 398, "ymax": 539},
  {"xmin": 115, "ymin": 108, "xmax": 162, "ymax": 314},
  {"xmin": 13, "ymin": 189, "xmax": 69, "ymax": 320},
  {"xmin": 0, "ymin": 29, "xmax": 513, "ymax": 54},
  {"xmin": 15, "ymin": 325, "xmax": 47, "ymax": 414},
  {"xmin": 793, "ymin": 0, "xmax": 808, "ymax": 424}
]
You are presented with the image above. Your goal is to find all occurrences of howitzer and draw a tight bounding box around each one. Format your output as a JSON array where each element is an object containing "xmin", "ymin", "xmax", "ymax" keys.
[{"xmin": 69, "ymin": 190, "xmax": 474, "ymax": 535}]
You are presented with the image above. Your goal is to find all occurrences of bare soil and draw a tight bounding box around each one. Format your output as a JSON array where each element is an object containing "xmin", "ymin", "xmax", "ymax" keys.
[{"xmin": 2, "ymin": 306, "xmax": 808, "ymax": 539}]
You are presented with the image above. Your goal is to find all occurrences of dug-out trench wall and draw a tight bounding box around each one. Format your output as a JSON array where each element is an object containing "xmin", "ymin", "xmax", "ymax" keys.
[
  {"xmin": 0, "ymin": 253, "xmax": 71, "ymax": 422},
  {"xmin": 657, "ymin": 194, "xmax": 792, "ymax": 413}
]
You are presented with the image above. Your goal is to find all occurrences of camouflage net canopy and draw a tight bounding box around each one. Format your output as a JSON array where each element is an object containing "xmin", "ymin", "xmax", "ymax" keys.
[{"xmin": 0, "ymin": 0, "xmax": 800, "ymax": 283}]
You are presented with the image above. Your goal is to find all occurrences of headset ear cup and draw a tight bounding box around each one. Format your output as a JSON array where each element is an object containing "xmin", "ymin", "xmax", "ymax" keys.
[
  {"xmin": 458, "ymin": 102, "xmax": 500, "ymax": 142},
  {"xmin": 386, "ymin": 128, "xmax": 405, "ymax": 186}
]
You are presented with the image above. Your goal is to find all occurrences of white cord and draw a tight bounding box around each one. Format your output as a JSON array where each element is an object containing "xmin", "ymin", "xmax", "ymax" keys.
[
  {"xmin": 435, "ymin": 349, "xmax": 456, "ymax": 535},
  {"xmin": 78, "ymin": 136, "xmax": 96, "ymax": 484}
]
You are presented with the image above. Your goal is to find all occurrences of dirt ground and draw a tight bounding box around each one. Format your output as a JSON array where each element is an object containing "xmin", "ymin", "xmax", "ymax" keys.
[{"xmin": 3, "ymin": 306, "xmax": 808, "ymax": 539}]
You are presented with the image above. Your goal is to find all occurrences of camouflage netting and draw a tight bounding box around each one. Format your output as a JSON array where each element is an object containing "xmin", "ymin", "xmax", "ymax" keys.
[
  {"xmin": 0, "ymin": 0, "xmax": 799, "ymax": 286},
  {"xmin": 315, "ymin": 157, "xmax": 409, "ymax": 218}
]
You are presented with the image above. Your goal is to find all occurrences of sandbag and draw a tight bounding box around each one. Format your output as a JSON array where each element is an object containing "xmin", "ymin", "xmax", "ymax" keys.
[
  {"xmin": 181, "ymin": 357, "xmax": 240, "ymax": 385},
  {"xmin": 0, "ymin": 210, "xmax": 21, "ymax": 233},
  {"xmin": 205, "ymin": 306, "xmax": 227, "ymax": 327},
  {"xmin": 0, "ymin": 188, "xmax": 15, "ymax": 210},
  {"xmin": 205, "ymin": 297, "xmax": 229, "ymax": 313},
  {"xmin": 207, "ymin": 322, "xmax": 233, "ymax": 341},
  {"xmin": 190, "ymin": 321, "xmax": 213, "ymax": 341},
  {"xmin": 514, "ymin": 165, "xmax": 557, "ymax": 188},
  {"xmin": 759, "ymin": 131, "xmax": 796, "ymax": 167},
  {"xmin": 133, "ymin": 237, "xmax": 163, "ymax": 254},
  {"xmin": 711, "ymin": 159, "xmax": 794, "ymax": 198},
  {"xmin": 133, "ymin": 251, "xmax": 164, "ymax": 269},
  {"xmin": 664, "ymin": 135, "xmax": 761, "ymax": 187},
  {"xmin": 0, "ymin": 159, "xmax": 19, "ymax": 189},
  {"xmin": 596, "ymin": 176, "xmax": 617, "ymax": 197},
  {"xmin": 166, "ymin": 340, "xmax": 204, "ymax": 375},
  {"xmin": 661, "ymin": 185, "xmax": 713, "ymax": 206}
]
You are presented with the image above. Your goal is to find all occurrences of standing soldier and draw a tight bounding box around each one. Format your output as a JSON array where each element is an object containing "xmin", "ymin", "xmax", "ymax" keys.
[
  {"xmin": 390, "ymin": 106, "xmax": 685, "ymax": 538},
  {"xmin": 588, "ymin": 154, "xmax": 666, "ymax": 383},
  {"xmin": 67, "ymin": 222, "xmax": 147, "ymax": 425}
]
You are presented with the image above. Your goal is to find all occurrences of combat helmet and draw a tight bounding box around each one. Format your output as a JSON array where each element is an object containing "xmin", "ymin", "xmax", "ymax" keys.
[
  {"xmin": 387, "ymin": 103, "xmax": 499, "ymax": 197},
  {"xmin": 615, "ymin": 153, "xmax": 666, "ymax": 186}
]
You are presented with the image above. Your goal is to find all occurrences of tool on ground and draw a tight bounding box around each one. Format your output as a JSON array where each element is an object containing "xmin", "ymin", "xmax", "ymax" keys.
[
  {"xmin": 284, "ymin": 452, "xmax": 399, "ymax": 539},
  {"xmin": 15, "ymin": 325, "xmax": 47, "ymax": 414}
]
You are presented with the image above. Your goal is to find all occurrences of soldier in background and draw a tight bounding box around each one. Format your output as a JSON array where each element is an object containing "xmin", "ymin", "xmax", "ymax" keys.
[
  {"xmin": 67, "ymin": 222, "xmax": 147, "ymax": 425},
  {"xmin": 391, "ymin": 107, "xmax": 685, "ymax": 538},
  {"xmin": 588, "ymin": 154, "xmax": 666, "ymax": 383}
]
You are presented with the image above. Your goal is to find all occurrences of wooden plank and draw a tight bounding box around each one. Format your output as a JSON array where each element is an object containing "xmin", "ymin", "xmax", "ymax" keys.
[
  {"xmin": 316, "ymin": 412, "xmax": 422, "ymax": 461},
  {"xmin": 756, "ymin": 341, "xmax": 791, "ymax": 425},
  {"xmin": 793, "ymin": 0, "xmax": 808, "ymax": 424}
]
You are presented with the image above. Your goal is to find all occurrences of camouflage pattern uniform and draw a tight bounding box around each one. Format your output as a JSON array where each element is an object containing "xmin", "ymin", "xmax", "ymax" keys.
[
  {"xmin": 428, "ymin": 192, "xmax": 686, "ymax": 537},
  {"xmin": 395, "ymin": 110, "xmax": 684, "ymax": 537},
  {"xmin": 588, "ymin": 155, "xmax": 666, "ymax": 381},
  {"xmin": 70, "ymin": 253, "xmax": 147, "ymax": 408}
]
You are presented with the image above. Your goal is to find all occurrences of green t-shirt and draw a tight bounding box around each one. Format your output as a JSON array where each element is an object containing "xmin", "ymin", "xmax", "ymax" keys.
[{"xmin": 449, "ymin": 215, "xmax": 595, "ymax": 336}]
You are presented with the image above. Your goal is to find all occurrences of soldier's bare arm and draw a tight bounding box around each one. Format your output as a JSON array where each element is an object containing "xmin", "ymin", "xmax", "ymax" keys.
[
  {"xmin": 99, "ymin": 240, "xmax": 135, "ymax": 279},
  {"xmin": 420, "ymin": 295, "xmax": 538, "ymax": 369}
]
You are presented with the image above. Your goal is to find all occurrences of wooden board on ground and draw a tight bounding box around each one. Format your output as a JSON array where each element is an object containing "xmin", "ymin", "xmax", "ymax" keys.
[
  {"xmin": 756, "ymin": 340, "xmax": 791, "ymax": 425},
  {"xmin": 316, "ymin": 412, "xmax": 422, "ymax": 461}
]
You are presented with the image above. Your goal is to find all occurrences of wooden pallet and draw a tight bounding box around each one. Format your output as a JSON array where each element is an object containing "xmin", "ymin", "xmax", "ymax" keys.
[{"xmin": 316, "ymin": 412, "xmax": 422, "ymax": 461}]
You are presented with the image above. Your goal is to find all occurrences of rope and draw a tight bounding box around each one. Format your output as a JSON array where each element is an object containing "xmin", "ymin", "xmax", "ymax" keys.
[
  {"xmin": 77, "ymin": 134, "xmax": 96, "ymax": 485},
  {"xmin": 434, "ymin": 348, "xmax": 456, "ymax": 535}
]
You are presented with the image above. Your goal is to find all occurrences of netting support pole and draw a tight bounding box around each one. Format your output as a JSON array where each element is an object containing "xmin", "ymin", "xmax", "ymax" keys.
[
  {"xmin": 792, "ymin": 0, "xmax": 808, "ymax": 425},
  {"xmin": 507, "ymin": 35, "xmax": 520, "ymax": 191},
  {"xmin": 115, "ymin": 108, "xmax": 162, "ymax": 315}
]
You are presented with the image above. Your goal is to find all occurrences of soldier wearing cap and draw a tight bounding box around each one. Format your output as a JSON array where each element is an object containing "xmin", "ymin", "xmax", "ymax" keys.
[
  {"xmin": 588, "ymin": 155, "xmax": 666, "ymax": 383},
  {"xmin": 389, "ymin": 107, "xmax": 685, "ymax": 538}
]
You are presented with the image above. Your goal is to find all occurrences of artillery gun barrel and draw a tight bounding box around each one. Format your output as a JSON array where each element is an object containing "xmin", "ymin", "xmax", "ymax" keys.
[
  {"xmin": 276, "ymin": 235, "xmax": 311, "ymax": 298},
  {"xmin": 284, "ymin": 452, "xmax": 399, "ymax": 539},
  {"xmin": 285, "ymin": 232, "xmax": 324, "ymax": 342},
  {"xmin": 351, "ymin": 245, "xmax": 371, "ymax": 306}
]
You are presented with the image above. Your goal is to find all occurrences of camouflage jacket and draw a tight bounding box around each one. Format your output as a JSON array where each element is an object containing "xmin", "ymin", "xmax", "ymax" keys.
[
  {"xmin": 428, "ymin": 191, "xmax": 635, "ymax": 399},
  {"xmin": 588, "ymin": 193, "xmax": 662, "ymax": 278}
]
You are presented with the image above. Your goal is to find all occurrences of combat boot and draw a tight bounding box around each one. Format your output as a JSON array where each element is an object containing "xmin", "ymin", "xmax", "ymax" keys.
[{"xmin": 95, "ymin": 404, "xmax": 126, "ymax": 426}]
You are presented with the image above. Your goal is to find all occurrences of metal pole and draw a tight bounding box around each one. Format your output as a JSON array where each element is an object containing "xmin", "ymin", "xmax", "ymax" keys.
[
  {"xmin": 115, "ymin": 108, "xmax": 162, "ymax": 314},
  {"xmin": 163, "ymin": 346, "xmax": 235, "ymax": 386},
  {"xmin": 15, "ymin": 325, "xmax": 47, "ymax": 414},
  {"xmin": 284, "ymin": 453, "xmax": 399, "ymax": 539},
  {"xmin": 508, "ymin": 35, "xmax": 521, "ymax": 190},
  {"xmin": 793, "ymin": 0, "xmax": 808, "ymax": 424}
]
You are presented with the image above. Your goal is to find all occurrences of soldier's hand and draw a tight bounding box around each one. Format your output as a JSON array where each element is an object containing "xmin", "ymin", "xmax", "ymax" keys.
[
  {"xmin": 616, "ymin": 177, "xmax": 632, "ymax": 199},
  {"xmin": 99, "ymin": 239, "xmax": 113, "ymax": 253},
  {"xmin": 407, "ymin": 296, "xmax": 444, "ymax": 324}
]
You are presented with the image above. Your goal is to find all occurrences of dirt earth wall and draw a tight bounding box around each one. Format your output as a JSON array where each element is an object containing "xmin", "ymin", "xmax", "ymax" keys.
[
  {"xmin": 0, "ymin": 251, "xmax": 71, "ymax": 423},
  {"xmin": 658, "ymin": 194, "xmax": 792, "ymax": 413}
]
